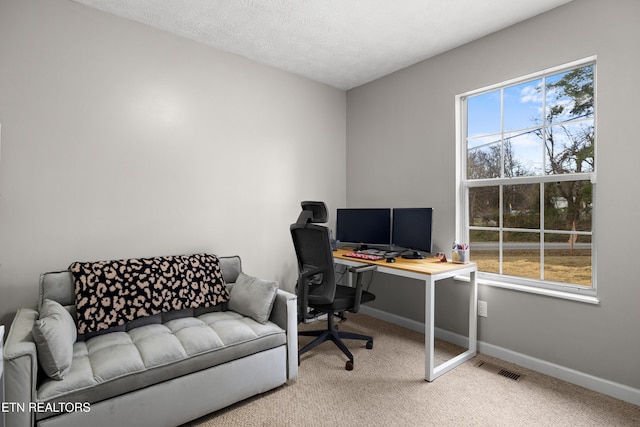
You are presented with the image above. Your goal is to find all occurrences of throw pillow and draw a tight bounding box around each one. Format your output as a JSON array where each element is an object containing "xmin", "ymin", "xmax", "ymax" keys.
[
  {"xmin": 228, "ymin": 273, "xmax": 278, "ymax": 324},
  {"xmin": 32, "ymin": 299, "xmax": 77, "ymax": 380}
]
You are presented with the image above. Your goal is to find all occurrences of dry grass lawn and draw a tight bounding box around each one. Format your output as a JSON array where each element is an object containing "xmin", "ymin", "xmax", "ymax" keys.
[{"xmin": 471, "ymin": 249, "xmax": 592, "ymax": 287}]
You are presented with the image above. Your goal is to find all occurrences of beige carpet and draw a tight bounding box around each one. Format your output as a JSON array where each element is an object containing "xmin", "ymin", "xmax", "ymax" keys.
[{"xmin": 186, "ymin": 313, "xmax": 640, "ymax": 426}]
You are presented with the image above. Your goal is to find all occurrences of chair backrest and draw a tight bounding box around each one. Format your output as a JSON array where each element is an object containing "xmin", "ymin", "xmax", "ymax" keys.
[{"xmin": 290, "ymin": 223, "xmax": 336, "ymax": 307}]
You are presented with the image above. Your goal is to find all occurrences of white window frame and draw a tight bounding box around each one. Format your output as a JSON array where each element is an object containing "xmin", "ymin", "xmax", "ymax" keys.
[{"xmin": 455, "ymin": 57, "xmax": 598, "ymax": 304}]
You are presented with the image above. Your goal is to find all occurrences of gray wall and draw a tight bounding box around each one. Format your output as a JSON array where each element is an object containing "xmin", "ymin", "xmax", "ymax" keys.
[
  {"xmin": 0, "ymin": 0, "xmax": 346, "ymax": 325},
  {"xmin": 346, "ymin": 0, "xmax": 640, "ymax": 390}
]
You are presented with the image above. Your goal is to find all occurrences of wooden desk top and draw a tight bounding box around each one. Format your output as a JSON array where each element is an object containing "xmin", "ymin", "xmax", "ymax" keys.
[{"xmin": 333, "ymin": 248, "xmax": 476, "ymax": 276}]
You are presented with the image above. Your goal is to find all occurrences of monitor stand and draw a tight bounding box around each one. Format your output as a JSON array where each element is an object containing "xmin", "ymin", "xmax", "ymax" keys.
[{"xmin": 401, "ymin": 250, "xmax": 426, "ymax": 260}]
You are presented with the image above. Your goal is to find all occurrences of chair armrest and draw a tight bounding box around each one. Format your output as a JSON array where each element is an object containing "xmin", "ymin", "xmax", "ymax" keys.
[
  {"xmin": 269, "ymin": 289, "xmax": 298, "ymax": 381},
  {"xmin": 296, "ymin": 265, "xmax": 327, "ymax": 323},
  {"xmin": 348, "ymin": 265, "xmax": 377, "ymax": 313},
  {"xmin": 4, "ymin": 307, "xmax": 39, "ymax": 427}
]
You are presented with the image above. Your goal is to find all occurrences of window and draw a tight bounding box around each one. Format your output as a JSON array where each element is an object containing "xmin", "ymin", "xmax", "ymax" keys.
[{"xmin": 456, "ymin": 58, "xmax": 596, "ymax": 300}]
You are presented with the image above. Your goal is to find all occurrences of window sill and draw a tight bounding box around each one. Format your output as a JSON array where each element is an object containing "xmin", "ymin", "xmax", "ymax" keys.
[{"xmin": 454, "ymin": 275, "xmax": 600, "ymax": 305}]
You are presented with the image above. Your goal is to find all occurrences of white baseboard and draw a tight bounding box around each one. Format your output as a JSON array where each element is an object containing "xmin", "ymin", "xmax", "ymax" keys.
[
  {"xmin": 478, "ymin": 341, "xmax": 640, "ymax": 407},
  {"xmin": 360, "ymin": 305, "xmax": 426, "ymax": 333},
  {"xmin": 359, "ymin": 305, "xmax": 640, "ymax": 407}
]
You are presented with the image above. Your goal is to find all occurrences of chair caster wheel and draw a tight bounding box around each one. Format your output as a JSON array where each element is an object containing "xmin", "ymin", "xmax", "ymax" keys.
[
  {"xmin": 345, "ymin": 360, "xmax": 354, "ymax": 371},
  {"xmin": 366, "ymin": 340, "xmax": 373, "ymax": 349}
]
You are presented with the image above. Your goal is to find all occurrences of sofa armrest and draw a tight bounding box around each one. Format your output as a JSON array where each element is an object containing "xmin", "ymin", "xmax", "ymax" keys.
[
  {"xmin": 4, "ymin": 307, "xmax": 39, "ymax": 427},
  {"xmin": 269, "ymin": 289, "xmax": 298, "ymax": 381}
]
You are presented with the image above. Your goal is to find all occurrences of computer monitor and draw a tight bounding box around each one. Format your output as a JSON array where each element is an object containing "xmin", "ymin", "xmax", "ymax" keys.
[
  {"xmin": 392, "ymin": 208, "xmax": 433, "ymax": 259},
  {"xmin": 335, "ymin": 208, "xmax": 391, "ymax": 250}
]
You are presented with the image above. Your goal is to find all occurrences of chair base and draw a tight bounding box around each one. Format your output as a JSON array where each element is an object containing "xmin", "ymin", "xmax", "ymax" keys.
[{"xmin": 298, "ymin": 314, "xmax": 373, "ymax": 370}]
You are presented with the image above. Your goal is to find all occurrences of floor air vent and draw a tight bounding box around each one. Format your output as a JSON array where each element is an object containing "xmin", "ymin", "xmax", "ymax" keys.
[
  {"xmin": 497, "ymin": 368, "xmax": 522, "ymax": 381},
  {"xmin": 475, "ymin": 361, "xmax": 524, "ymax": 382}
]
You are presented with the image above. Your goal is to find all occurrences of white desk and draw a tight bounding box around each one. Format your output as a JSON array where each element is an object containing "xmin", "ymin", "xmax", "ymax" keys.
[{"xmin": 333, "ymin": 249, "xmax": 477, "ymax": 381}]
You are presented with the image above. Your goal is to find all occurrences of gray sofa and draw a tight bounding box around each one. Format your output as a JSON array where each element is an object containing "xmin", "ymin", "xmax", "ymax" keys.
[{"xmin": 3, "ymin": 255, "xmax": 298, "ymax": 427}]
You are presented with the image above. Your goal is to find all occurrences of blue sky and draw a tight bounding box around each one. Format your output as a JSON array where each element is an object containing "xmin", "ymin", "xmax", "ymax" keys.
[
  {"xmin": 466, "ymin": 68, "xmax": 593, "ymax": 176},
  {"xmin": 467, "ymin": 82, "xmax": 544, "ymax": 176}
]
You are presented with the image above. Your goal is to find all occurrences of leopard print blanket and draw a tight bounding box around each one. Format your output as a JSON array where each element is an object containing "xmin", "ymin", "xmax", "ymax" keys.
[{"xmin": 69, "ymin": 253, "xmax": 230, "ymax": 334}]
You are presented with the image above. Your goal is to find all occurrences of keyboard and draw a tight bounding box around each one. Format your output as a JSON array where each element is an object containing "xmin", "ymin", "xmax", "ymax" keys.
[{"xmin": 343, "ymin": 252, "xmax": 385, "ymax": 261}]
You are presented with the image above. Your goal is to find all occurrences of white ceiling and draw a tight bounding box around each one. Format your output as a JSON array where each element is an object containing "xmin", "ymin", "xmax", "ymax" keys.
[{"xmin": 72, "ymin": 0, "xmax": 574, "ymax": 90}]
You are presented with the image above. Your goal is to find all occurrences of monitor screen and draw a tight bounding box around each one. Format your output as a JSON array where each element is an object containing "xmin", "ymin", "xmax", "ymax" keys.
[
  {"xmin": 335, "ymin": 208, "xmax": 391, "ymax": 247},
  {"xmin": 392, "ymin": 208, "xmax": 433, "ymax": 255}
]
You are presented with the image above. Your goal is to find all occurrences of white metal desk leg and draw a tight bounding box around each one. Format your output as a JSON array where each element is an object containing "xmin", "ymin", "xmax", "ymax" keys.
[
  {"xmin": 425, "ymin": 277, "xmax": 436, "ymax": 381},
  {"xmin": 468, "ymin": 269, "xmax": 478, "ymax": 354}
]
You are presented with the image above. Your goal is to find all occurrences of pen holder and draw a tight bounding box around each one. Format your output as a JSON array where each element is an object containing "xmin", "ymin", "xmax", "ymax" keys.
[{"xmin": 452, "ymin": 249, "xmax": 469, "ymax": 264}]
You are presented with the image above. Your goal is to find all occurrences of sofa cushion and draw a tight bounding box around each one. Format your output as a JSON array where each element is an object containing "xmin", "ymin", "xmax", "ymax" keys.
[
  {"xmin": 38, "ymin": 270, "xmax": 76, "ymax": 311},
  {"xmin": 218, "ymin": 255, "xmax": 242, "ymax": 283},
  {"xmin": 36, "ymin": 311, "xmax": 286, "ymax": 409},
  {"xmin": 69, "ymin": 253, "xmax": 230, "ymax": 334},
  {"xmin": 228, "ymin": 273, "xmax": 279, "ymax": 324},
  {"xmin": 32, "ymin": 299, "xmax": 78, "ymax": 380}
]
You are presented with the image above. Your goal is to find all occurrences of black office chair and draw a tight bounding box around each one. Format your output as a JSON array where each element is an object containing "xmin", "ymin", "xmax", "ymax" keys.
[{"xmin": 291, "ymin": 201, "xmax": 376, "ymax": 371}]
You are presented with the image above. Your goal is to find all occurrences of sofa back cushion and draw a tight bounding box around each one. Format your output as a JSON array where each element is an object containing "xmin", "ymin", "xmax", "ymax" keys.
[
  {"xmin": 39, "ymin": 270, "xmax": 77, "ymax": 318},
  {"xmin": 39, "ymin": 255, "xmax": 242, "ymax": 339}
]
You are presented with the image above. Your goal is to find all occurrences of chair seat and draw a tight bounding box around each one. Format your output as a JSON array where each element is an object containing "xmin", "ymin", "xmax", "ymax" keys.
[{"xmin": 309, "ymin": 285, "xmax": 375, "ymax": 313}]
